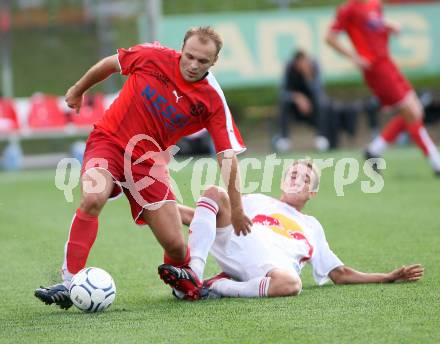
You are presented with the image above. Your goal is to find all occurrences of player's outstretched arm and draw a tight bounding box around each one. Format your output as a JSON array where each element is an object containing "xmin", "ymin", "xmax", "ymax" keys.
[
  {"xmin": 217, "ymin": 151, "xmax": 252, "ymax": 236},
  {"xmin": 65, "ymin": 54, "xmax": 120, "ymax": 113},
  {"xmin": 329, "ymin": 264, "xmax": 424, "ymax": 285}
]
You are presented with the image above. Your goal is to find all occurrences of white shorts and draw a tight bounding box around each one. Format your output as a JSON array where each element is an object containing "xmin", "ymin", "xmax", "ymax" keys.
[{"xmin": 210, "ymin": 225, "xmax": 298, "ymax": 282}]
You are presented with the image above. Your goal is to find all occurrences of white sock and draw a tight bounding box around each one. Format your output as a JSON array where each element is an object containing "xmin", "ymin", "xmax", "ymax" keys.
[
  {"xmin": 189, "ymin": 257, "xmax": 205, "ymax": 281},
  {"xmin": 61, "ymin": 268, "xmax": 73, "ymax": 287},
  {"xmin": 419, "ymin": 127, "xmax": 440, "ymax": 171},
  {"xmin": 188, "ymin": 197, "xmax": 219, "ymax": 280},
  {"xmin": 62, "ymin": 279, "xmax": 72, "ymax": 289},
  {"xmin": 368, "ymin": 136, "xmax": 388, "ymax": 156},
  {"xmin": 211, "ymin": 277, "xmax": 271, "ymax": 298},
  {"xmin": 61, "ymin": 242, "xmax": 73, "ymax": 288}
]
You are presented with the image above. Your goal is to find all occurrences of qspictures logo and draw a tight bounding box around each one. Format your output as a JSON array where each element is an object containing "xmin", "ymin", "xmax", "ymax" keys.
[{"xmin": 54, "ymin": 135, "xmax": 386, "ymax": 207}]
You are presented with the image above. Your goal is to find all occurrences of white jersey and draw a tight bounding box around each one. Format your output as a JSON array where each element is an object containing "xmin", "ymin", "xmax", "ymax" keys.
[{"xmin": 210, "ymin": 194, "xmax": 343, "ymax": 285}]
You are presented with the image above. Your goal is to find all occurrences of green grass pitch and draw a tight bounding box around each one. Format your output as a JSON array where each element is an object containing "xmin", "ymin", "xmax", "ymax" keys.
[{"xmin": 0, "ymin": 148, "xmax": 439, "ymax": 344}]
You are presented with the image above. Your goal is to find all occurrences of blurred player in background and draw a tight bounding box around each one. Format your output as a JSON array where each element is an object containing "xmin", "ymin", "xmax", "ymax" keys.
[
  {"xmin": 159, "ymin": 160, "xmax": 423, "ymax": 300},
  {"xmin": 35, "ymin": 26, "xmax": 252, "ymax": 309},
  {"xmin": 326, "ymin": 0, "xmax": 440, "ymax": 175}
]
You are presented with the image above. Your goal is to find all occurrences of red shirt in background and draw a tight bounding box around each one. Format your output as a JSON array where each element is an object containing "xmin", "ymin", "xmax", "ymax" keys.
[{"xmin": 330, "ymin": 0, "xmax": 390, "ymax": 64}]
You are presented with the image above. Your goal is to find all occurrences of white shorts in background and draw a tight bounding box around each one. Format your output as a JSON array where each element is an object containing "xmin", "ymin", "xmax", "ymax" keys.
[{"xmin": 210, "ymin": 225, "xmax": 298, "ymax": 282}]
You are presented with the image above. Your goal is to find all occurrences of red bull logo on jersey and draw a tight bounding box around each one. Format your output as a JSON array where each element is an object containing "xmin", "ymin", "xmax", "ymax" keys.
[
  {"xmin": 252, "ymin": 213, "xmax": 303, "ymax": 238},
  {"xmin": 252, "ymin": 213, "xmax": 313, "ymax": 263},
  {"xmin": 141, "ymin": 84, "xmax": 190, "ymax": 131}
]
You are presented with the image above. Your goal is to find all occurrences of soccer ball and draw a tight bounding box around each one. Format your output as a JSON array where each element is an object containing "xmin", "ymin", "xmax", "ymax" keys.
[{"xmin": 69, "ymin": 267, "xmax": 116, "ymax": 312}]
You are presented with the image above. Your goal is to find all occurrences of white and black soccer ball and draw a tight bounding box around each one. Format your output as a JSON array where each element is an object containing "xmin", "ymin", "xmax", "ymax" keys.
[{"xmin": 69, "ymin": 267, "xmax": 116, "ymax": 312}]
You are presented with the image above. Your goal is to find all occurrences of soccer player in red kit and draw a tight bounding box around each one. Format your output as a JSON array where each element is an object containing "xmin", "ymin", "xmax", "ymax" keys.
[
  {"xmin": 326, "ymin": 0, "xmax": 440, "ymax": 175},
  {"xmin": 35, "ymin": 26, "xmax": 252, "ymax": 308}
]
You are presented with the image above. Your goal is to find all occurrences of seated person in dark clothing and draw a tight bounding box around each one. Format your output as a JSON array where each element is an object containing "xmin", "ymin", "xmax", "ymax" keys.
[
  {"xmin": 273, "ymin": 50, "xmax": 375, "ymax": 152},
  {"xmin": 273, "ymin": 50, "xmax": 329, "ymax": 152}
]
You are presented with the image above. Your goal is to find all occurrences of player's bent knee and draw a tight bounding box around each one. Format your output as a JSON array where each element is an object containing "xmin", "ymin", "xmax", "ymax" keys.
[
  {"xmin": 287, "ymin": 279, "xmax": 302, "ymax": 296},
  {"xmin": 278, "ymin": 280, "xmax": 301, "ymax": 297},
  {"xmin": 80, "ymin": 193, "xmax": 108, "ymax": 216},
  {"xmin": 401, "ymin": 98, "xmax": 424, "ymax": 121},
  {"xmin": 278, "ymin": 276, "xmax": 302, "ymax": 297},
  {"xmin": 269, "ymin": 271, "xmax": 302, "ymax": 297},
  {"xmin": 202, "ymin": 186, "xmax": 228, "ymax": 204}
]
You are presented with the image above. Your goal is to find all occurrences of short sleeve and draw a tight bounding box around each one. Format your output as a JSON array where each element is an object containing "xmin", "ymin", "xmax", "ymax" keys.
[
  {"xmin": 330, "ymin": 5, "xmax": 350, "ymax": 32},
  {"xmin": 207, "ymin": 110, "xmax": 246, "ymax": 155},
  {"xmin": 117, "ymin": 41, "xmax": 164, "ymax": 76},
  {"xmin": 308, "ymin": 217, "xmax": 344, "ymax": 285},
  {"xmin": 205, "ymin": 73, "xmax": 246, "ymax": 155}
]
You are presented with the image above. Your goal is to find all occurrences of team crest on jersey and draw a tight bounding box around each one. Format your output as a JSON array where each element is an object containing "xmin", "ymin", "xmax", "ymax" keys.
[{"xmin": 190, "ymin": 102, "xmax": 207, "ymax": 117}]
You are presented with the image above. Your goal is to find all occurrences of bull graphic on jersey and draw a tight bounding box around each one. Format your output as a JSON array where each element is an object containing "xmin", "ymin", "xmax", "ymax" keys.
[
  {"xmin": 252, "ymin": 213, "xmax": 313, "ymax": 263},
  {"xmin": 252, "ymin": 213, "xmax": 302, "ymax": 237}
]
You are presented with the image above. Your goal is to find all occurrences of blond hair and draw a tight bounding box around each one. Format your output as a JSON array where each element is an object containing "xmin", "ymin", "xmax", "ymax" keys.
[{"xmin": 183, "ymin": 26, "xmax": 223, "ymax": 55}]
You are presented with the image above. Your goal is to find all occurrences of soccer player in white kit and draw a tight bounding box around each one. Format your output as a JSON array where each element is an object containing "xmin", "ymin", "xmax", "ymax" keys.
[{"xmin": 160, "ymin": 160, "xmax": 423, "ymax": 299}]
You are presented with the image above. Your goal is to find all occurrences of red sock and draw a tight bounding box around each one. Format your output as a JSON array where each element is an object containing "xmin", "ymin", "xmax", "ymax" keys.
[
  {"xmin": 164, "ymin": 246, "xmax": 190, "ymax": 267},
  {"xmin": 406, "ymin": 120, "xmax": 429, "ymax": 156},
  {"xmin": 64, "ymin": 209, "xmax": 99, "ymax": 274},
  {"xmin": 381, "ymin": 115, "xmax": 406, "ymax": 143}
]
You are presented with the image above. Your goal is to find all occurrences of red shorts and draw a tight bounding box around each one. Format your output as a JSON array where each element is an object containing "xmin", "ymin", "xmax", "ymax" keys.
[
  {"xmin": 363, "ymin": 57, "xmax": 412, "ymax": 107},
  {"xmin": 81, "ymin": 128, "xmax": 175, "ymax": 225}
]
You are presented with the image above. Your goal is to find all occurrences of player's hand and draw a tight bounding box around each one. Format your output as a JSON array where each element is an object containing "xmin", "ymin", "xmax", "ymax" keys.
[
  {"xmin": 352, "ymin": 54, "xmax": 371, "ymax": 70},
  {"xmin": 231, "ymin": 209, "xmax": 252, "ymax": 236},
  {"xmin": 293, "ymin": 93, "xmax": 312, "ymax": 115},
  {"xmin": 386, "ymin": 20, "xmax": 401, "ymax": 35},
  {"xmin": 388, "ymin": 264, "xmax": 424, "ymax": 282},
  {"xmin": 65, "ymin": 85, "xmax": 84, "ymax": 113}
]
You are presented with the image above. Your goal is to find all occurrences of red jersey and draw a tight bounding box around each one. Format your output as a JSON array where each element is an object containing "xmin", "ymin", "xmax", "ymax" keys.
[
  {"xmin": 96, "ymin": 42, "xmax": 245, "ymax": 159},
  {"xmin": 330, "ymin": 0, "xmax": 390, "ymax": 64}
]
